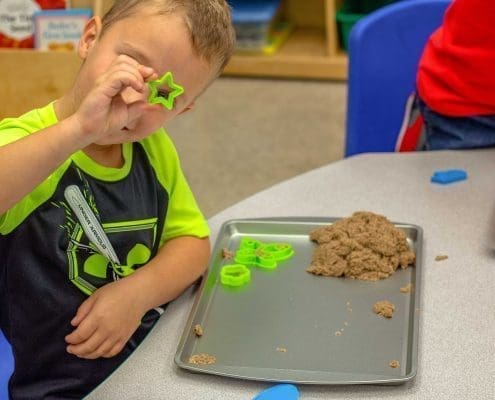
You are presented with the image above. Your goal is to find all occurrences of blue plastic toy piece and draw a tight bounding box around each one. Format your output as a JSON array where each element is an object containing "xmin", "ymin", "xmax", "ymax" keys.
[
  {"xmin": 431, "ymin": 169, "xmax": 468, "ymax": 184},
  {"xmin": 252, "ymin": 384, "xmax": 299, "ymax": 400}
]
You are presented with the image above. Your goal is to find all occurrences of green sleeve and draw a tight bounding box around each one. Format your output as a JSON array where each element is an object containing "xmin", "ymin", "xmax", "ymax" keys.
[
  {"xmin": 0, "ymin": 123, "xmax": 30, "ymax": 230},
  {"xmin": 0, "ymin": 104, "xmax": 67, "ymax": 234},
  {"xmin": 140, "ymin": 129, "xmax": 210, "ymax": 246}
]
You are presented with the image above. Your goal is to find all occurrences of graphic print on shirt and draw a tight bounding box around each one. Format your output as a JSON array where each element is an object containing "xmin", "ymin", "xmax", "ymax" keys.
[{"xmin": 52, "ymin": 170, "xmax": 157, "ymax": 296}]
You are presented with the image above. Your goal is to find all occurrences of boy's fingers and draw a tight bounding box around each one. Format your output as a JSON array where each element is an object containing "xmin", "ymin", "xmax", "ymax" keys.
[
  {"xmin": 102, "ymin": 340, "xmax": 125, "ymax": 358},
  {"xmin": 114, "ymin": 56, "xmax": 157, "ymax": 83},
  {"xmin": 105, "ymin": 59, "xmax": 154, "ymax": 92},
  {"xmin": 115, "ymin": 54, "xmax": 141, "ymax": 68},
  {"xmin": 113, "ymin": 63, "xmax": 146, "ymax": 88},
  {"xmin": 138, "ymin": 65, "xmax": 158, "ymax": 81},
  {"xmin": 67, "ymin": 331, "xmax": 107, "ymax": 359},
  {"xmin": 65, "ymin": 317, "xmax": 98, "ymax": 345},
  {"xmin": 70, "ymin": 296, "xmax": 95, "ymax": 326},
  {"xmin": 81, "ymin": 338, "xmax": 119, "ymax": 360},
  {"xmin": 96, "ymin": 67, "xmax": 145, "ymax": 100},
  {"xmin": 105, "ymin": 71, "xmax": 145, "ymax": 96}
]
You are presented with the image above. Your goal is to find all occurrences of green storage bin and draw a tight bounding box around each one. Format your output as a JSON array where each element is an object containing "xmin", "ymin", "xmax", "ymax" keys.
[
  {"xmin": 336, "ymin": 0, "xmax": 399, "ymax": 51},
  {"xmin": 336, "ymin": 4, "xmax": 364, "ymax": 52},
  {"xmin": 346, "ymin": 0, "xmax": 398, "ymax": 14}
]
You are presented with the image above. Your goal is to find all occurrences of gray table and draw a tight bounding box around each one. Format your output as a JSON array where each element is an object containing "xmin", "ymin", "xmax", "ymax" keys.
[{"xmin": 87, "ymin": 150, "xmax": 494, "ymax": 399}]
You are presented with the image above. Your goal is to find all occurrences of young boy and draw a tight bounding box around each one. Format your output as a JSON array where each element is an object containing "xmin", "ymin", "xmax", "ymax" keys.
[
  {"xmin": 416, "ymin": 0, "xmax": 495, "ymax": 150},
  {"xmin": 0, "ymin": 0, "xmax": 235, "ymax": 398}
]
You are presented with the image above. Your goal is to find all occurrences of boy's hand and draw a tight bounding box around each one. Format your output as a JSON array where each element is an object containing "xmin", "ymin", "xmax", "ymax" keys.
[
  {"xmin": 73, "ymin": 55, "xmax": 158, "ymax": 146},
  {"xmin": 65, "ymin": 277, "xmax": 147, "ymax": 359}
]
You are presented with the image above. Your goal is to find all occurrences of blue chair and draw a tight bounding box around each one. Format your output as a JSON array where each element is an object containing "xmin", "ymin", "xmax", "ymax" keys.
[
  {"xmin": 1, "ymin": 329, "xmax": 13, "ymax": 399},
  {"xmin": 344, "ymin": 0, "xmax": 451, "ymax": 157}
]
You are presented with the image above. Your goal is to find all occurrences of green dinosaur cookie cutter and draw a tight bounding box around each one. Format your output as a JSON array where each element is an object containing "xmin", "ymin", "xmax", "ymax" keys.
[
  {"xmin": 234, "ymin": 237, "xmax": 295, "ymax": 270},
  {"xmin": 220, "ymin": 264, "xmax": 251, "ymax": 287},
  {"xmin": 148, "ymin": 71, "xmax": 184, "ymax": 110}
]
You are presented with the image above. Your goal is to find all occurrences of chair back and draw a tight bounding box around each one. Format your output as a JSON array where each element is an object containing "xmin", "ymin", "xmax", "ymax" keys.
[
  {"xmin": 1, "ymin": 329, "xmax": 13, "ymax": 399},
  {"xmin": 344, "ymin": 0, "xmax": 451, "ymax": 156}
]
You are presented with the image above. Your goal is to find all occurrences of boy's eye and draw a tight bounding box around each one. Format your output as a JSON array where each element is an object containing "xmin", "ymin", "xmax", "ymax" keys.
[
  {"xmin": 157, "ymin": 89, "xmax": 170, "ymax": 99},
  {"xmin": 147, "ymin": 71, "xmax": 184, "ymax": 111}
]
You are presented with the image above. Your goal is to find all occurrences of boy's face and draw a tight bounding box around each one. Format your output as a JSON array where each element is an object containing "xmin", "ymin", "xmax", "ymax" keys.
[{"xmin": 76, "ymin": 11, "xmax": 213, "ymax": 136}]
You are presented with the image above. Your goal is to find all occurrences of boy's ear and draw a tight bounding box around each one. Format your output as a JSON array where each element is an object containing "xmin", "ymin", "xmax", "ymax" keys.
[
  {"xmin": 178, "ymin": 103, "xmax": 195, "ymax": 115},
  {"xmin": 78, "ymin": 16, "xmax": 102, "ymax": 59}
]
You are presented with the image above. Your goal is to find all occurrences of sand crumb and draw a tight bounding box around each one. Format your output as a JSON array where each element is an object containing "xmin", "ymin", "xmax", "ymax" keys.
[
  {"xmin": 276, "ymin": 347, "xmax": 288, "ymax": 353},
  {"xmin": 373, "ymin": 300, "xmax": 395, "ymax": 318},
  {"xmin": 435, "ymin": 255, "xmax": 448, "ymax": 262},
  {"xmin": 188, "ymin": 353, "xmax": 216, "ymax": 365},
  {"xmin": 193, "ymin": 324, "xmax": 203, "ymax": 337},
  {"xmin": 307, "ymin": 212, "xmax": 415, "ymax": 281},
  {"xmin": 400, "ymin": 283, "xmax": 414, "ymax": 293},
  {"xmin": 334, "ymin": 331, "xmax": 342, "ymax": 336},
  {"xmin": 389, "ymin": 360, "xmax": 400, "ymax": 368},
  {"xmin": 221, "ymin": 248, "xmax": 234, "ymax": 260}
]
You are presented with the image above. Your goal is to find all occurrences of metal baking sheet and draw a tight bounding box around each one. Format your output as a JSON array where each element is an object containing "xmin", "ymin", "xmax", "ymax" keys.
[{"xmin": 175, "ymin": 217, "xmax": 422, "ymax": 385}]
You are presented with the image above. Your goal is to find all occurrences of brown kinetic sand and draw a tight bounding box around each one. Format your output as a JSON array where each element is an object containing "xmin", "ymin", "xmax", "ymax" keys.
[
  {"xmin": 307, "ymin": 212, "xmax": 415, "ymax": 281},
  {"xmin": 188, "ymin": 353, "xmax": 216, "ymax": 365},
  {"xmin": 435, "ymin": 254, "xmax": 448, "ymax": 262},
  {"xmin": 389, "ymin": 360, "xmax": 400, "ymax": 368},
  {"xmin": 373, "ymin": 300, "xmax": 395, "ymax": 318},
  {"xmin": 400, "ymin": 283, "xmax": 414, "ymax": 293},
  {"xmin": 221, "ymin": 248, "xmax": 234, "ymax": 260},
  {"xmin": 193, "ymin": 324, "xmax": 203, "ymax": 337}
]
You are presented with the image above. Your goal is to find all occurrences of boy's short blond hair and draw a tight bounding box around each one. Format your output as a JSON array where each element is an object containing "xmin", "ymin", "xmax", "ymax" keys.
[{"xmin": 101, "ymin": 0, "xmax": 236, "ymax": 75}]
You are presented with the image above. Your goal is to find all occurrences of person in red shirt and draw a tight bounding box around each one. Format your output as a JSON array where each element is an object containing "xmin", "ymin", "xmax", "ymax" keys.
[{"xmin": 416, "ymin": 0, "xmax": 495, "ymax": 150}]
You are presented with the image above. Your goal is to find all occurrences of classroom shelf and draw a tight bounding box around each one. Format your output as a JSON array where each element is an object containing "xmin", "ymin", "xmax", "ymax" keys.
[
  {"xmin": 0, "ymin": 0, "xmax": 349, "ymax": 119},
  {"xmin": 225, "ymin": 27, "xmax": 347, "ymax": 79},
  {"xmin": 224, "ymin": 0, "xmax": 348, "ymax": 80}
]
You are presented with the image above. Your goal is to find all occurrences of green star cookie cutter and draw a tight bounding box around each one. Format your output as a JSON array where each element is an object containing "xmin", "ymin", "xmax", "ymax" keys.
[
  {"xmin": 234, "ymin": 237, "xmax": 295, "ymax": 270},
  {"xmin": 220, "ymin": 264, "xmax": 251, "ymax": 287},
  {"xmin": 148, "ymin": 71, "xmax": 184, "ymax": 110}
]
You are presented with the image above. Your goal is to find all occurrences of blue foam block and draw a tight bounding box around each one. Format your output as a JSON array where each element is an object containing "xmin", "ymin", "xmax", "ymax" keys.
[
  {"xmin": 431, "ymin": 169, "xmax": 468, "ymax": 184},
  {"xmin": 253, "ymin": 384, "xmax": 299, "ymax": 400}
]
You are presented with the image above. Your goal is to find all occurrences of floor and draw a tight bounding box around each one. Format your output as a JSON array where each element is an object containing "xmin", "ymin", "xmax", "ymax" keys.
[{"xmin": 167, "ymin": 77, "xmax": 347, "ymax": 217}]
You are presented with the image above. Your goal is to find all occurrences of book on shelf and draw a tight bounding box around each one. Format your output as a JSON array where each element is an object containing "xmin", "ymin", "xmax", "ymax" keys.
[
  {"xmin": 34, "ymin": 8, "xmax": 92, "ymax": 51},
  {"xmin": 0, "ymin": 0, "xmax": 67, "ymax": 48}
]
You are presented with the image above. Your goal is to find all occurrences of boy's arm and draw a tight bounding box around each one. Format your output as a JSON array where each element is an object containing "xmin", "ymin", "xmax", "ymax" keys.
[
  {"xmin": 65, "ymin": 235, "xmax": 210, "ymax": 359},
  {"xmin": 0, "ymin": 56, "xmax": 157, "ymax": 215},
  {"xmin": 0, "ymin": 118, "xmax": 89, "ymax": 215}
]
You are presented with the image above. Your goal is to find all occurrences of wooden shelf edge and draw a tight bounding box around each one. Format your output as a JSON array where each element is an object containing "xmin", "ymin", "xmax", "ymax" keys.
[{"xmin": 223, "ymin": 53, "xmax": 348, "ymax": 80}]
